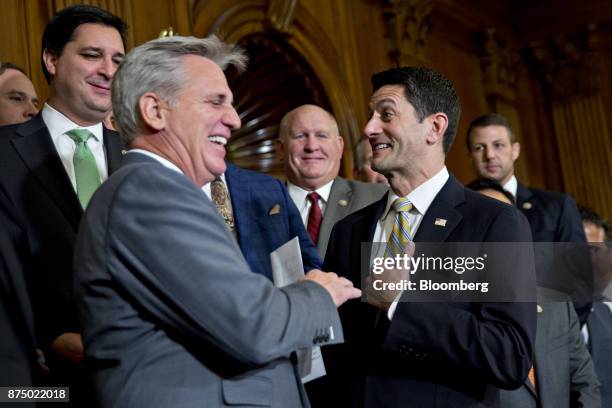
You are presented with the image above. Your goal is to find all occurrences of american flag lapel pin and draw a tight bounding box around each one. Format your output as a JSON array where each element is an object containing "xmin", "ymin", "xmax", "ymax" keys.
[{"xmin": 434, "ymin": 218, "xmax": 447, "ymax": 227}]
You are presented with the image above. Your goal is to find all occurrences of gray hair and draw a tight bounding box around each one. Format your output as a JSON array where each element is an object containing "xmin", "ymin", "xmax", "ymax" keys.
[{"xmin": 111, "ymin": 35, "xmax": 247, "ymax": 143}]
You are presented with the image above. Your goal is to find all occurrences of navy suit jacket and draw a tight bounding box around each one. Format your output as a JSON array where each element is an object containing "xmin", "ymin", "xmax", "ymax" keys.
[
  {"xmin": 587, "ymin": 303, "xmax": 612, "ymax": 407},
  {"xmin": 320, "ymin": 174, "xmax": 536, "ymax": 408},
  {"xmin": 224, "ymin": 163, "xmax": 322, "ymax": 280},
  {"xmin": 516, "ymin": 183, "xmax": 585, "ymax": 243}
]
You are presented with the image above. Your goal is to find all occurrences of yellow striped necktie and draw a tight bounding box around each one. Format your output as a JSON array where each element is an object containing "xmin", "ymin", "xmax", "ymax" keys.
[{"xmin": 384, "ymin": 197, "xmax": 413, "ymax": 257}]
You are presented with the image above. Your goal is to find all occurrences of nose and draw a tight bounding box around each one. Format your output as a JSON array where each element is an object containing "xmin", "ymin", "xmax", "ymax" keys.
[
  {"xmin": 364, "ymin": 115, "xmax": 380, "ymax": 138},
  {"xmin": 304, "ymin": 134, "xmax": 319, "ymax": 152},
  {"xmin": 223, "ymin": 106, "xmax": 241, "ymax": 131},
  {"xmin": 23, "ymin": 101, "xmax": 38, "ymax": 119},
  {"xmin": 100, "ymin": 56, "xmax": 117, "ymax": 79},
  {"xmin": 484, "ymin": 146, "xmax": 495, "ymax": 160}
]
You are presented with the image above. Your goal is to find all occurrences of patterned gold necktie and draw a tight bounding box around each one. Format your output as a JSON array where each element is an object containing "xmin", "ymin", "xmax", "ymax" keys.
[
  {"xmin": 211, "ymin": 177, "xmax": 235, "ymax": 231},
  {"xmin": 384, "ymin": 197, "xmax": 413, "ymax": 257},
  {"xmin": 65, "ymin": 129, "xmax": 101, "ymax": 208}
]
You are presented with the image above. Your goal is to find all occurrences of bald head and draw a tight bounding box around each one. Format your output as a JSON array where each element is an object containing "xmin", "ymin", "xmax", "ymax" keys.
[{"xmin": 276, "ymin": 104, "xmax": 344, "ymax": 190}]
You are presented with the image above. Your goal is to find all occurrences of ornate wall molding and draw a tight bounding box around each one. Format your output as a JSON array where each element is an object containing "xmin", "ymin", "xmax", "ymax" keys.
[
  {"xmin": 381, "ymin": 0, "xmax": 432, "ymax": 67},
  {"xmin": 529, "ymin": 24, "xmax": 603, "ymax": 100},
  {"xmin": 266, "ymin": 0, "xmax": 297, "ymax": 34},
  {"xmin": 479, "ymin": 28, "xmax": 519, "ymax": 107}
]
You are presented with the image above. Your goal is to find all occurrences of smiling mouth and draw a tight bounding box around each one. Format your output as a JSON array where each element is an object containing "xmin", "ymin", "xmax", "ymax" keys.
[
  {"xmin": 209, "ymin": 135, "xmax": 227, "ymax": 147},
  {"xmin": 373, "ymin": 143, "xmax": 391, "ymax": 151}
]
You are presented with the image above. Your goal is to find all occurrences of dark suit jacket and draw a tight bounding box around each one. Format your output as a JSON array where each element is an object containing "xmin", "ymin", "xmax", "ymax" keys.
[
  {"xmin": 321, "ymin": 174, "xmax": 536, "ymax": 407},
  {"xmin": 516, "ymin": 183, "xmax": 585, "ymax": 243},
  {"xmin": 587, "ymin": 303, "xmax": 612, "ymax": 407},
  {"xmin": 0, "ymin": 114, "xmax": 123, "ymax": 381},
  {"xmin": 499, "ymin": 287, "xmax": 600, "ymax": 408},
  {"xmin": 225, "ymin": 163, "xmax": 321, "ymax": 280},
  {"xmin": 0, "ymin": 207, "xmax": 38, "ymax": 390},
  {"xmin": 74, "ymin": 153, "xmax": 343, "ymax": 407},
  {"xmin": 317, "ymin": 177, "xmax": 387, "ymax": 259}
]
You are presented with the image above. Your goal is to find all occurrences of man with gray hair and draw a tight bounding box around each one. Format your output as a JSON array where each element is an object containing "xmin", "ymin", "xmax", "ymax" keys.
[{"xmin": 74, "ymin": 35, "xmax": 360, "ymax": 407}]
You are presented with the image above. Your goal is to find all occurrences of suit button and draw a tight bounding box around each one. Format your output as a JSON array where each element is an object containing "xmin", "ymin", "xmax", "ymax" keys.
[{"xmin": 399, "ymin": 345, "xmax": 408, "ymax": 355}]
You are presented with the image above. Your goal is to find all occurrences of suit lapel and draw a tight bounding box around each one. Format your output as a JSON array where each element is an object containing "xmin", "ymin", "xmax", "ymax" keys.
[
  {"xmin": 103, "ymin": 127, "xmax": 124, "ymax": 174},
  {"xmin": 413, "ymin": 175, "xmax": 464, "ymax": 243},
  {"xmin": 11, "ymin": 116, "xmax": 82, "ymax": 229},
  {"xmin": 349, "ymin": 196, "xmax": 387, "ymax": 284},
  {"xmin": 318, "ymin": 178, "xmax": 352, "ymax": 254},
  {"xmin": 224, "ymin": 164, "xmax": 250, "ymax": 246}
]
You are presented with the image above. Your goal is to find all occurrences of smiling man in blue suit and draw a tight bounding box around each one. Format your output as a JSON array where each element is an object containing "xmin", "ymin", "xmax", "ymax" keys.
[{"xmin": 202, "ymin": 162, "xmax": 321, "ymax": 281}]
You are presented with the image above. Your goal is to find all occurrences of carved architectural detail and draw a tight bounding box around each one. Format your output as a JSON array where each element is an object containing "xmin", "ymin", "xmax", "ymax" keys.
[
  {"xmin": 479, "ymin": 28, "xmax": 519, "ymax": 105},
  {"xmin": 529, "ymin": 24, "xmax": 602, "ymax": 100},
  {"xmin": 381, "ymin": 0, "xmax": 432, "ymax": 66},
  {"xmin": 266, "ymin": 0, "xmax": 298, "ymax": 35}
]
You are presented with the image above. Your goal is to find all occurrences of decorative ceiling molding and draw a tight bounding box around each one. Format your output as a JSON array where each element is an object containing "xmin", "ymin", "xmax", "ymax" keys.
[{"xmin": 381, "ymin": 0, "xmax": 432, "ymax": 67}]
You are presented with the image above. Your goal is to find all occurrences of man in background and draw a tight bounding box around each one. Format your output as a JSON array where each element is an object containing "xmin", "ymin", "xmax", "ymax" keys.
[
  {"xmin": 276, "ymin": 104, "xmax": 387, "ymax": 259},
  {"xmin": 0, "ymin": 5, "xmax": 126, "ymax": 403},
  {"xmin": 353, "ymin": 138, "xmax": 389, "ymax": 185},
  {"xmin": 0, "ymin": 62, "xmax": 38, "ymax": 126},
  {"xmin": 468, "ymin": 178, "xmax": 600, "ymax": 408},
  {"xmin": 467, "ymin": 113, "xmax": 585, "ymax": 243}
]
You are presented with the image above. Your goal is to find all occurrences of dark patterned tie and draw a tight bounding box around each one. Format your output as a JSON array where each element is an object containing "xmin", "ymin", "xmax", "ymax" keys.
[
  {"xmin": 211, "ymin": 178, "xmax": 235, "ymax": 231},
  {"xmin": 307, "ymin": 192, "xmax": 322, "ymax": 244}
]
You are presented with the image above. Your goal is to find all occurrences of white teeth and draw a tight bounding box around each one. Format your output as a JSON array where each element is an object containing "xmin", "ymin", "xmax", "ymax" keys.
[
  {"xmin": 208, "ymin": 136, "xmax": 227, "ymax": 146},
  {"xmin": 374, "ymin": 143, "xmax": 390, "ymax": 150}
]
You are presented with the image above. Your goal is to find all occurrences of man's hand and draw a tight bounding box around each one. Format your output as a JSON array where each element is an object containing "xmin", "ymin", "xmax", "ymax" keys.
[
  {"xmin": 365, "ymin": 241, "xmax": 415, "ymax": 311},
  {"xmin": 50, "ymin": 332, "xmax": 84, "ymax": 364},
  {"xmin": 305, "ymin": 270, "xmax": 361, "ymax": 306}
]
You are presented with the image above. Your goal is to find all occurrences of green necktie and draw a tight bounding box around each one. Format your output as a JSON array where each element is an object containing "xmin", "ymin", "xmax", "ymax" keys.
[
  {"xmin": 384, "ymin": 197, "xmax": 413, "ymax": 257},
  {"xmin": 65, "ymin": 129, "xmax": 101, "ymax": 208}
]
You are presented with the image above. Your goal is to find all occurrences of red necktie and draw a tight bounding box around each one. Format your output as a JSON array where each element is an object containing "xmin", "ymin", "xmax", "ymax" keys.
[{"xmin": 307, "ymin": 192, "xmax": 322, "ymax": 244}]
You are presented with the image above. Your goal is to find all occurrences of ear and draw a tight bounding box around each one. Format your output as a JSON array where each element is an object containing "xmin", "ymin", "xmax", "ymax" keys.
[
  {"xmin": 42, "ymin": 49, "xmax": 58, "ymax": 78},
  {"xmin": 512, "ymin": 141, "xmax": 520, "ymax": 161},
  {"xmin": 337, "ymin": 134, "xmax": 345, "ymax": 151},
  {"xmin": 426, "ymin": 113, "xmax": 449, "ymax": 147},
  {"xmin": 138, "ymin": 92, "xmax": 166, "ymax": 131},
  {"xmin": 274, "ymin": 138, "xmax": 285, "ymax": 161}
]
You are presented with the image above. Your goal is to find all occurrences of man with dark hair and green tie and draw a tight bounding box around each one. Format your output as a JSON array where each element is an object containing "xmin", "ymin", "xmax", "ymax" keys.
[{"xmin": 0, "ymin": 5, "xmax": 126, "ymax": 404}]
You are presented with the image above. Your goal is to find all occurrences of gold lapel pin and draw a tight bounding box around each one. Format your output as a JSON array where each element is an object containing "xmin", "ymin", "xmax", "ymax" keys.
[
  {"xmin": 434, "ymin": 218, "xmax": 447, "ymax": 227},
  {"xmin": 338, "ymin": 199, "xmax": 348, "ymax": 207},
  {"xmin": 269, "ymin": 204, "xmax": 281, "ymax": 215},
  {"xmin": 522, "ymin": 202, "xmax": 532, "ymax": 210}
]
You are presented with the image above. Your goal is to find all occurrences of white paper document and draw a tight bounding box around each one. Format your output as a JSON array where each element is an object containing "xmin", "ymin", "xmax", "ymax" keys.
[{"xmin": 270, "ymin": 237, "xmax": 326, "ymax": 383}]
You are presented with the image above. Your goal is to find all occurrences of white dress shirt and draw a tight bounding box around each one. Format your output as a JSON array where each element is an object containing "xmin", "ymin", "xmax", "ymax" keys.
[
  {"xmin": 42, "ymin": 103, "xmax": 108, "ymax": 190},
  {"xmin": 287, "ymin": 179, "xmax": 334, "ymax": 228},
  {"xmin": 373, "ymin": 166, "xmax": 450, "ymax": 319},
  {"xmin": 503, "ymin": 175, "xmax": 518, "ymax": 199}
]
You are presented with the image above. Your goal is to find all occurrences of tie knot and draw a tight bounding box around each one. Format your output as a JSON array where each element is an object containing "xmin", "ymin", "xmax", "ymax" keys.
[
  {"xmin": 66, "ymin": 129, "xmax": 95, "ymax": 144},
  {"xmin": 307, "ymin": 192, "xmax": 320, "ymax": 204},
  {"xmin": 392, "ymin": 197, "xmax": 412, "ymax": 213}
]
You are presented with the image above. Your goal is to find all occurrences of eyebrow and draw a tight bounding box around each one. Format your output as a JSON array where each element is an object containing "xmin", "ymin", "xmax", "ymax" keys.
[
  {"xmin": 369, "ymin": 97, "xmax": 397, "ymax": 110},
  {"xmin": 79, "ymin": 46, "xmax": 125, "ymax": 58}
]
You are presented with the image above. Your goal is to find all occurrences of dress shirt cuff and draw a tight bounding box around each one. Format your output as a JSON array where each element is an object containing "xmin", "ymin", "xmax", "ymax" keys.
[{"xmin": 387, "ymin": 291, "xmax": 404, "ymax": 320}]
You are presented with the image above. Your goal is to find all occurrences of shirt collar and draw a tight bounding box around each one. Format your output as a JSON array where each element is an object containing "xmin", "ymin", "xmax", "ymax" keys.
[
  {"xmin": 128, "ymin": 149, "xmax": 184, "ymax": 175},
  {"xmin": 503, "ymin": 175, "xmax": 518, "ymax": 198},
  {"xmin": 381, "ymin": 166, "xmax": 449, "ymax": 220},
  {"xmin": 42, "ymin": 102, "xmax": 103, "ymax": 143},
  {"xmin": 287, "ymin": 179, "xmax": 335, "ymax": 203}
]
